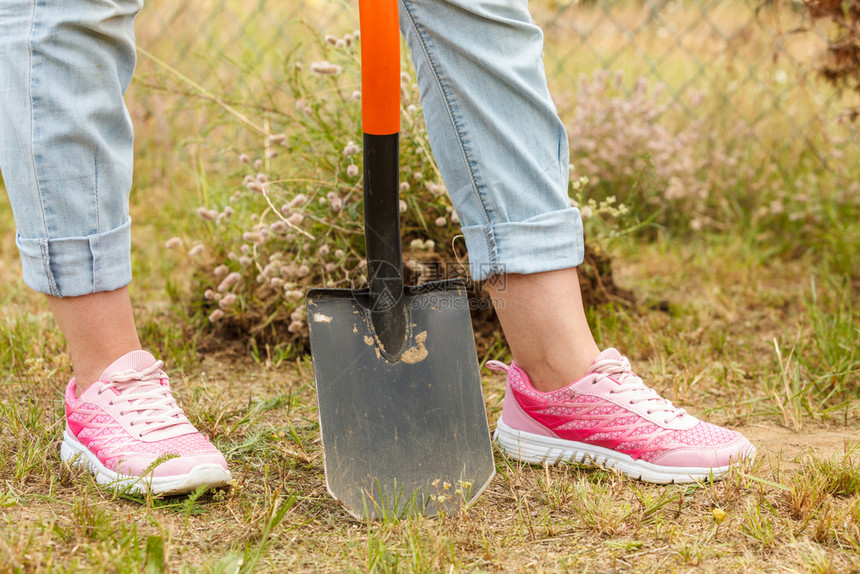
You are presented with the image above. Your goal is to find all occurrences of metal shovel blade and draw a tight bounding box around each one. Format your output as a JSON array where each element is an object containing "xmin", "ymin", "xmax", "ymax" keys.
[{"xmin": 307, "ymin": 280, "xmax": 495, "ymax": 519}]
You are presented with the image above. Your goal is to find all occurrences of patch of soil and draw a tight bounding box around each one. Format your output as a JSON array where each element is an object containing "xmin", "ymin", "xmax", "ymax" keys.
[
  {"xmin": 744, "ymin": 423, "xmax": 857, "ymax": 470},
  {"xmin": 403, "ymin": 242, "xmax": 634, "ymax": 356},
  {"xmin": 206, "ymin": 243, "xmax": 633, "ymax": 359}
]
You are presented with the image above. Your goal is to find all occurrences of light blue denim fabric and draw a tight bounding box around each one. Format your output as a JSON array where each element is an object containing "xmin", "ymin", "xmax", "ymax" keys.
[
  {"xmin": 400, "ymin": 0, "xmax": 584, "ymax": 281},
  {"xmin": 0, "ymin": 0, "xmax": 140, "ymax": 297},
  {"xmin": 0, "ymin": 0, "xmax": 582, "ymax": 296}
]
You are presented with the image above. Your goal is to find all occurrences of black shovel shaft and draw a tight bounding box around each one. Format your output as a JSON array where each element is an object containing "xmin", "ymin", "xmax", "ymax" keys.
[
  {"xmin": 364, "ymin": 133, "xmax": 407, "ymax": 357},
  {"xmin": 360, "ymin": 0, "xmax": 407, "ymax": 359}
]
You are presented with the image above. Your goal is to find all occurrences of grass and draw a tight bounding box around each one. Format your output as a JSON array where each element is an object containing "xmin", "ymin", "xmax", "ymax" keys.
[
  {"xmin": 1, "ymin": 0, "xmax": 859, "ymax": 571},
  {"xmin": 2, "ymin": 228, "xmax": 858, "ymax": 571}
]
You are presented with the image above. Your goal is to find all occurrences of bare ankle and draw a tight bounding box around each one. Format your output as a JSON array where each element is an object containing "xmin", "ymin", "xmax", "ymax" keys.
[
  {"xmin": 517, "ymin": 351, "xmax": 597, "ymax": 393},
  {"xmin": 72, "ymin": 347, "xmax": 142, "ymax": 397},
  {"xmin": 73, "ymin": 373, "xmax": 101, "ymax": 398}
]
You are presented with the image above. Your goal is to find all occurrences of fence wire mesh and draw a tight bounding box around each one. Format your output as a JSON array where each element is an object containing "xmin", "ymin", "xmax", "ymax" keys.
[{"xmin": 130, "ymin": 0, "xmax": 857, "ymax": 192}]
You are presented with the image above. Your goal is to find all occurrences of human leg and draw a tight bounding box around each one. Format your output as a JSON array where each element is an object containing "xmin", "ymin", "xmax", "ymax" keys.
[
  {"xmin": 398, "ymin": 0, "xmax": 598, "ymax": 389},
  {"xmin": 46, "ymin": 287, "xmax": 142, "ymax": 395},
  {"xmin": 0, "ymin": 0, "xmax": 138, "ymax": 299},
  {"xmin": 0, "ymin": 0, "xmax": 143, "ymax": 388},
  {"xmin": 399, "ymin": 0, "xmax": 753, "ymax": 481},
  {"xmin": 486, "ymin": 270, "xmax": 599, "ymax": 392},
  {"xmin": 399, "ymin": 0, "xmax": 583, "ymax": 283},
  {"xmin": 0, "ymin": 0, "xmax": 150, "ymax": 392},
  {"xmin": 0, "ymin": 0, "xmax": 230, "ymax": 493}
]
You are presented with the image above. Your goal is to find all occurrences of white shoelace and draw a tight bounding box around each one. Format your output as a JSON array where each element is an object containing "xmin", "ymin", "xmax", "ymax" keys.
[{"xmin": 590, "ymin": 355, "xmax": 687, "ymax": 425}]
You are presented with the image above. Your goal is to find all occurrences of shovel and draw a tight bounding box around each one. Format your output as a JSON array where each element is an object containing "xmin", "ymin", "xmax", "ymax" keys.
[{"xmin": 305, "ymin": 0, "xmax": 495, "ymax": 519}]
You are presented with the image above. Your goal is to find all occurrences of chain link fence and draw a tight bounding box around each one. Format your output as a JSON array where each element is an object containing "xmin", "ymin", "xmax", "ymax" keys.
[
  {"xmin": 130, "ymin": 0, "xmax": 857, "ymax": 194},
  {"xmin": 536, "ymin": 0, "xmax": 857, "ymax": 183}
]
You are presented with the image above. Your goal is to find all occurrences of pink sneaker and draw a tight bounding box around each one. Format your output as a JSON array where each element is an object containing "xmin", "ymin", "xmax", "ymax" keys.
[
  {"xmin": 61, "ymin": 350, "xmax": 231, "ymax": 495},
  {"xmin": 489, "ymin": 349, "xmax": 754, "ymax": 483}
]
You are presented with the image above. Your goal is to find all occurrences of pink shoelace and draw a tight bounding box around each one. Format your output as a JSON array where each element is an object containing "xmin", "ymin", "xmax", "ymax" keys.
[
  {"xmin": 587, "ymin": 354, "xmax": 688, "ymax": 426},
  {"xmin": 88, "ymin": 361, "xmax": 194, "ymax": 444}
]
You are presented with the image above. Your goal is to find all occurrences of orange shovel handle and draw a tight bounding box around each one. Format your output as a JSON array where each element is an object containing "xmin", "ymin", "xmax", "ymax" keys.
[{"xmin": 359, "ymin": 0, "xmax": 400, "ymax": 135}]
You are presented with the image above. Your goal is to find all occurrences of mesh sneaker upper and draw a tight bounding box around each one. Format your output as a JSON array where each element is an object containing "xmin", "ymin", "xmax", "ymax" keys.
[{"xmin": 496, "ymin": 349, "xmax": 747, "ymax": 462}]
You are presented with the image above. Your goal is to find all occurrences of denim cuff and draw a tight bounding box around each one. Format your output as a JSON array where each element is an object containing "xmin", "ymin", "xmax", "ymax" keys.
[
  {"xmin": 16, "ymin": 217, "xmax": 132, "ymax": 297},
  {"xmin": 461, "ymin": 207, "xmax": 584, "ymax": 281}
]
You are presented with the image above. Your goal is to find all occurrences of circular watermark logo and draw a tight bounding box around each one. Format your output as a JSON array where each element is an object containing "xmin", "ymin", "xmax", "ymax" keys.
[{"xmin": 349, "ymin": 260, "xmax": 404, "ymax": 312}]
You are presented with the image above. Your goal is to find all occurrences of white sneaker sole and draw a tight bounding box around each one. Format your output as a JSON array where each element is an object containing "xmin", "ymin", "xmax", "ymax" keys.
[
  {"xmin": 61, "ymin": 430, "xmax": 232, "ymax": 495},
  {"xmin": 494, "ymin": 419, "xmax": 754, "ymax": 484}
]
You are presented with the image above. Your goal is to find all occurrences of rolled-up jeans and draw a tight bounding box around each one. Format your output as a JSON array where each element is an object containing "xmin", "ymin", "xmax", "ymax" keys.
[
  {"xmin": 0, "ymin": 0, "xmax": 141, "ymax": 297},
  {"xmin": 0, "ymin": 0, "xmax": 583, "ymax": 297}
]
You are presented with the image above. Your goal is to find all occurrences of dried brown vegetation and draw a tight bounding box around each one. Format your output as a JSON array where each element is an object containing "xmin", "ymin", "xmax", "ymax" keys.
[{"xmin": 805, "ymin": 0, "xmax": 860, "ymax": 118}]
